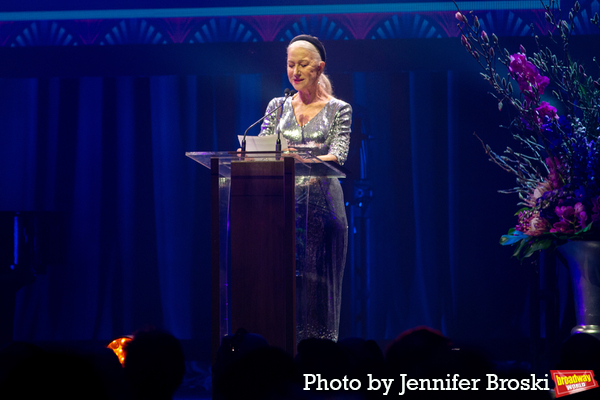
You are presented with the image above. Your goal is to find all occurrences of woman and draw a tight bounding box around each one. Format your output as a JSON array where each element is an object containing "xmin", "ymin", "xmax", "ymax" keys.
[{"xmin": 259, "ymin": 35, "xmax": 351, "ymax": 343}]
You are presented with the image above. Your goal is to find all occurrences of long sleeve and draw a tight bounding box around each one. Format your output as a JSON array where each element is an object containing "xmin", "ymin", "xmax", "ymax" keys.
[
  {"xmin": 259, "ymin": 97, "xmax": 285, "ymax": 137},
  {"xmin": 326, "ymin": 102, "xmax": 352, "ymax": 165}
]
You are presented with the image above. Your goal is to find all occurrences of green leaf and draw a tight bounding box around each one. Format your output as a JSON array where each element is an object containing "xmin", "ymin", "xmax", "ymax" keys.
[
  {"xmin": 512, "ymin": 239, "xmax": 528, "ymax": 258},
  {"xmin": 524, "ymin": 239, "xmax": 553, "ymax": 256},
  {"xmin": 580, "ymin": 221, "xmax": 594, "ymax": 233}
]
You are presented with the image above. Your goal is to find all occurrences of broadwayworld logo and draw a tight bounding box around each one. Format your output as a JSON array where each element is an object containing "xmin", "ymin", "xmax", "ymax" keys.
[{"xmin": 551, "ymin": 370, "xmax": 599, "ymax": 397}]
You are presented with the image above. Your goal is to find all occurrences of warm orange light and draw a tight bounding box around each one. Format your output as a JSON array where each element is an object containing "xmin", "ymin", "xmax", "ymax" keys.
[{"xmin": 107, "ymin": 336, "xmax": 133, "ymax": 367}]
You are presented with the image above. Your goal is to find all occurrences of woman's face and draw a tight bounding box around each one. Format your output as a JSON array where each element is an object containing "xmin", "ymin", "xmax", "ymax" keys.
[{"xmin": 287, "ymin": 44, "xmax": 323, "ymax": 93}]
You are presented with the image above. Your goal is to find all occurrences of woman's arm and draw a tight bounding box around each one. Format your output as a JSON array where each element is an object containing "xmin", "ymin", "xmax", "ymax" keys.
[
  {"xmin": 258, "ymin": 98, "xmax": 284, "ymax": 137},
  {"xmin": 317, "ymin": 154, "xmax": 339, "ymax": 162},
  {"xmin": 326, "ymin": 102, "xmax": 352, "ymax": 164}
]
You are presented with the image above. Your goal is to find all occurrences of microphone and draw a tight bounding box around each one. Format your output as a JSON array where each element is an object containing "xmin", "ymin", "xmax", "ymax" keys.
[
  {"xmin": 276, "ymin": 89, "xmax": 296, "ymax": 152},
  {"xmin": 241, "ymin": 88, "xmax": 296, "ymax": 152}
]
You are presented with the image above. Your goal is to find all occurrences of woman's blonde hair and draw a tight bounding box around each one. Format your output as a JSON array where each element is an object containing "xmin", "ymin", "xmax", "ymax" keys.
[{"xmin": 287, "ymin": 40, "xmax": 333, "ymax": 98}]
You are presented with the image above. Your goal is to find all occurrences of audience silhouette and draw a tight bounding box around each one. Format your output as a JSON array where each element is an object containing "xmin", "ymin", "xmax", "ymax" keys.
[
  {"xmin": 124, "ymin": 329, "xmax": 186, "ymax": 400},
  {"xmin": 2, "ymin": 325, "xmax": 599, "ymax": 399}
]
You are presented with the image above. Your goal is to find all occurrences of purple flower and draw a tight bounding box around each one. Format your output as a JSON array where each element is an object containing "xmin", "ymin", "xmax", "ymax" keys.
[
  {"xmin": 455, "ymin": 12, "xmax": 467, "ymax": 23},
  {"xmin": 574, "ymin": 202, "xmax": 588, "ymax": 230},
  {"xmin": 550, "ymin": 205, "xmax": 576, "ymax": 234},
  {"xmin": 550, "ymin": 203, "xmax": 588, "ymax": 233},
  {"xmin": 555, "ymin": 205, "xmax": 575, "ymax": 220},
  {"xmin": 481, "ymin": 30, "xmax": 489, "ymax": 43},
  {"xmin": 460, "ymin": 34, "xmax": 471, "ymax": 51},
  {"xmin": 550, "ymin": 220, "xmax": 574, "ymax": 234},
  {"xmin": 508, "ymin": 53, "xmax": 550, "ymax": 102},
  {"xmin": 534, "ymin": 101, "xmax": 558, "ymax": 125},
  {"xmin": 546, "ymin": 157, "xmax": 564, "ymax": 189}
]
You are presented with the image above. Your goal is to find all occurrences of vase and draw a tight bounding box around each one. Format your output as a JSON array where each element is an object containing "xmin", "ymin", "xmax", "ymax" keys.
[{"xmin": 557, "ymin": 240, "xmax": 600, "ymax": 339}]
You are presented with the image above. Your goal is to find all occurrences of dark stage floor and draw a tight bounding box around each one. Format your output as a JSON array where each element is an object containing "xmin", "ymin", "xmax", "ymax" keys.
[{"xmin": 174, "ymin": 360, "xmax": 212, "ymax": 400}]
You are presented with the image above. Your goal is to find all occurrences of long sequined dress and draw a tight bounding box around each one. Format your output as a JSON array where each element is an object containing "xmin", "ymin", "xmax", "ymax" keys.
[{"xmin": 259, "ymin": 96, "xmax": 351, "ymax": 342}]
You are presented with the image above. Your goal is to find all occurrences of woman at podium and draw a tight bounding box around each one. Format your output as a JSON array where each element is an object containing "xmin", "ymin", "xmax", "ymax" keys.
[{"xmin": 259, "ymin": 35, "xmax": 352, "ymax": 343}]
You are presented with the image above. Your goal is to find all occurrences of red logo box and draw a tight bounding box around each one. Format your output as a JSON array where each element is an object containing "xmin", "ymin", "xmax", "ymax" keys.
[{"xmin": 551, "ymin": 370, "xmax": 599, "ymax": 397}]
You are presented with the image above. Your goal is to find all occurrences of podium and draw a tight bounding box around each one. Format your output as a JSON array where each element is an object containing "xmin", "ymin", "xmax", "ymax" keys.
[{"xmin": 186, "ymin": 151, "xmax": 345, "ymax": 358}]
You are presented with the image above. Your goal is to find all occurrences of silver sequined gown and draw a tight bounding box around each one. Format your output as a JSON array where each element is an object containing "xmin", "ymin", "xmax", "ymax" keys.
[{"xmin": 260, "ymin": 96, "xmax": 351, "ymax": 343}]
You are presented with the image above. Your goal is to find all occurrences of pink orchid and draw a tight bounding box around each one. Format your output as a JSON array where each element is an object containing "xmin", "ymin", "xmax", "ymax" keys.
[{"xmin": 508, "ymin": 53, "xmax": 550, "ymax": 102}]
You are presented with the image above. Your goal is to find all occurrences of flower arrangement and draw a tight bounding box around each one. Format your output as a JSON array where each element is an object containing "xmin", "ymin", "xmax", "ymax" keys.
[{"xmin": 455, "ymin": 0, "xmax": 600, "ymax": 260}]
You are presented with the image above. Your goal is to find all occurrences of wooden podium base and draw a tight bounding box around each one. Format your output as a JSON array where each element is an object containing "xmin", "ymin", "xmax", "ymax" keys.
[{"xmin": 211, "ymin": 157, "xmax": 296, "ymax": 359}]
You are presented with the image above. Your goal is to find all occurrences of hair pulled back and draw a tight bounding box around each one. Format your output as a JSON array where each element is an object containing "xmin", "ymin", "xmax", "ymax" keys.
[{"xmin": 287, "ymin": 40, "xmax": 334, "ymax": 98}]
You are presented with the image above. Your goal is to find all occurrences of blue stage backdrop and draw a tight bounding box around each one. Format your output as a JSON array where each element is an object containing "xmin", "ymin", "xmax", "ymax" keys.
[{"xmin": 0, "ymin": 0, "xmax": 594, "ymax": 361}]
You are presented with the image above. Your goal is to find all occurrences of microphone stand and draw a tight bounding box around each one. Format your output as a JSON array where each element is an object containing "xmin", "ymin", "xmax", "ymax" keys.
[
  {"xmin": 241, "ymin": 88, "xmax": 296, "ymax": 153},
  {"xmin": 276, "ymin": 89, "xmax": 296, "ymax": 153}
]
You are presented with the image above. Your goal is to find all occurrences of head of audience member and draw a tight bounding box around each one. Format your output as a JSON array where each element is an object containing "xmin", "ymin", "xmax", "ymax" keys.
[
  {"xmin": 295, "ymin": 337, "xmax": 352, "ymax": 380},
  {"xmin": 124, "ymin": 329, "xmax": 185, "ymax": 400},
  {"xmin": 0, "ymin": 341, "xmax": 114, "ymax": 400},
  {"xmin": 385, "ymin": 326, "xmax": 454, "ymax": 377}
]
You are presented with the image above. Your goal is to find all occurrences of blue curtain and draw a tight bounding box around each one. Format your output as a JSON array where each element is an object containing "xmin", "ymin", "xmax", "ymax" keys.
[
  {"xmin": 1, "ymin": 69, "xmax": 532, "ymax": 354},
  {"xmin": 342, "ymin": 70, "xmax": 530, "ymax": 344},
  {"xmin": 1, "ymin": 77, "xmax": 214, "ymax": 355}
]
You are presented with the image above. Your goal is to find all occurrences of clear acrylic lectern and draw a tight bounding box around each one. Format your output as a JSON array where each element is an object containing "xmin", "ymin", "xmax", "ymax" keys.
[{"xmin": 186, "ymin": 151, "xmax": 346, "ymax": 358}]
